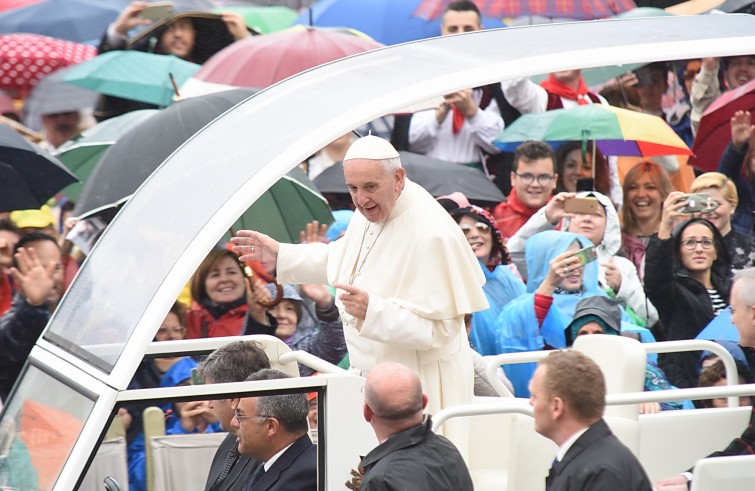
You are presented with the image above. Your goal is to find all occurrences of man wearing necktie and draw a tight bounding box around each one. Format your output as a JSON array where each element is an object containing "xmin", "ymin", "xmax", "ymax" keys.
[
  {"xmin": 233, "ymin": 370, "xmax": 316, "ymax": 491},
  {"xmin": 197, "ymin": 340, "xmax": 270, "ymax": 491},
  {"xmin": 529, "ymin": 350, "xmax": 652, "ymax": 491}
]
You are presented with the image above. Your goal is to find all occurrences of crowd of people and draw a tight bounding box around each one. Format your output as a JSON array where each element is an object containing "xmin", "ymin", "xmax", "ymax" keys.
[{"xmin": 1, "ymin": 0, "xmax": 755, "ymax": 490}]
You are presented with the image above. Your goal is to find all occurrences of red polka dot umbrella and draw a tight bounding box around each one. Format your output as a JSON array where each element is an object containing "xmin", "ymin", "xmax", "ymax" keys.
[{"xmin": 0, "ymin": 33, "xmax": 96, "ymax": 98}]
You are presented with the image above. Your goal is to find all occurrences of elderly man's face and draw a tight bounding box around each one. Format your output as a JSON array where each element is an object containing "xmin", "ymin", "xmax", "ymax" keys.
[
  {"xmin": 161, "ymin": 18, "xmax": 196, "ymax": 60},
  {"xmin": 441, "ymin": 10, "xmax": 481, "ymax": 35},
  {"xmin": 344, "ymin": 159, "xmax": 405, "ymax": 223},
  {"xmin": 730, "ymin": 281, "xmax": 755, "ymax": 341}
]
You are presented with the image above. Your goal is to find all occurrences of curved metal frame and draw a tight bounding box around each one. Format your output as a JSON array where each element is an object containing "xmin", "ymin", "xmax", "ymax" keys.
[{"xmin": 11, "ymin": 14, "xmax": 755, "ymax": 490}]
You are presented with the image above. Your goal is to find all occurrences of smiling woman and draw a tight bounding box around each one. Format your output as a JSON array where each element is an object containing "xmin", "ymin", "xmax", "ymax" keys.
[
  {"xmin": 450, "ymin": 206, "xmax": 525, "ymax": 356},
  {"xmin": 645, "ymin": 213, "xmax": 733, "ymax": 389},
  {"xmin": 184, "ymin": 248, "xmax": 266, "ymax": 339}
]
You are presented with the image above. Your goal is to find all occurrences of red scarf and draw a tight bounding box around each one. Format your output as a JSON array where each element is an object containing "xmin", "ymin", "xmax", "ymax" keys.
[
  {"xmin": 540, "ymin": 74, "xmax": 591, "ymax": 105},
  {"xmin": 452, "ymin": 106, "xmax": 465, "ymax": 134}
]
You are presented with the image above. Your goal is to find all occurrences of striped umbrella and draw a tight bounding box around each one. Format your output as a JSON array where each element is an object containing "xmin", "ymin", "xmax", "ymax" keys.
[
  {"xmin": 414, "ymin": 0, "xmax": 637, "ymax": 20},
  {"xmin": 494, "ymin": 104, "xmax": 691, "ymax": 157}
]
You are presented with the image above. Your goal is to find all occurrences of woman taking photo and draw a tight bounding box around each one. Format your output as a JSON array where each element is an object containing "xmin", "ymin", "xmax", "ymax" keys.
[
  {"xmin": 644, "ymin": 192, "xmax": 732, "ymax": 389},
  {"xmin": 689, "ymin": 172, "xmax": 755, "ymax": 270}
]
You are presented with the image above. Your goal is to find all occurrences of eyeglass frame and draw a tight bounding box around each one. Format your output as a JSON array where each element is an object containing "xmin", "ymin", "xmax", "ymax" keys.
[
  {"xmin": 234, "ymin": 409, "xmax": 273, "ymax": 423},
  {"xmin": 513, "ymin": 172, "xmax": 555, "ymax": 186},
  {"xmin": 680, "ymin": 238, "xmax": 716, "ymax": 250}
]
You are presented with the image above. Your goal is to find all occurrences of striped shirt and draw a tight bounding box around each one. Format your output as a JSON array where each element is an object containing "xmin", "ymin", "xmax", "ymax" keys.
[{"xmin": 708, "ymin": 288, "xmax": 727, "ymax": 315}]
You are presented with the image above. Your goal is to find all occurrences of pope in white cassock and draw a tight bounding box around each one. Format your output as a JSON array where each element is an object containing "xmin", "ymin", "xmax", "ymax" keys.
[{"xmin": 231, "ymin": 135, "xmax": 488, "ymax": 452}]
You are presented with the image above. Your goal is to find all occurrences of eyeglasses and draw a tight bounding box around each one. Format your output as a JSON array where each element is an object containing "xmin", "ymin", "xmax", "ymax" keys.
[
  {"xmin": 680, "ymin": 238, "xmax": 715, "ymax": 250},
  {"xmin": 459, "ymin": 222, "xmax": 490, "ymax": 234},
  {"xmin": 514, "ymin": 172, "xmax": 555, "ymax": 186},
  {"xmin": 234, "ymin": 410, "xmax": 271, "ymax": 423},
  {"xmin": 156, "ymin": 325, "xmax": 186, "ymax": 337}
]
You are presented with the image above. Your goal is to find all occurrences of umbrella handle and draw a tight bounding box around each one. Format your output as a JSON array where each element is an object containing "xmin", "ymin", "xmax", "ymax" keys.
[
  {"xmin": 228, "ymin": 226, "xmax": 283, "ymax": 308},
  {"xmin": 243, "ymin": 264, "xmax": 283, "ymax": 308}
]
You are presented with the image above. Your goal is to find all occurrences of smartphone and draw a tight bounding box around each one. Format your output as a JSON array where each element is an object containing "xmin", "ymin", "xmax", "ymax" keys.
[
  {"xmin": 564, "ymin": 196, "xmax": 602, "ymax": 216},
  {"xmin": 575, "ymin": 178, "xmax": 594, "ymax": 193},
  {"xmin": 571, "ymin": 244, "xmax": 598, "ymax": 267},
  {"xmin": 679, "ymin": 193, "xmax": 714, "ymax": 214},
  {"xmin": 190, "ymin": 367, "xmax": 204, "ymax": 386},
  {"xmin": 141, "ymin": 1, "xmax": 174, "ymax": 21},
  {"xmin": 634, "ymin": 67, "xmax": 654, "ymax": 88}
]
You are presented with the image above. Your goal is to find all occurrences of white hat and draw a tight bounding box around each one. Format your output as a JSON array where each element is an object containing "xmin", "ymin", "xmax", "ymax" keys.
[{"xmin": 343, "ymin": 134, "xmax": 399, "ymax": 161}]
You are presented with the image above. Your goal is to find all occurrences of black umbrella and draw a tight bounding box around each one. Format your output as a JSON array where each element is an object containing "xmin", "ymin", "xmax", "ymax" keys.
[
  {"xmin": 313, "ymin": 151, "xmax": 506, "ymax": 206},
  {"xmin": 74, "ymin": 88, "xmax": 333, "ymax": 243},
  {"xmin": 0, "ymin": 125, "xmax": 78, "ymax": 212},
  {"xmin": 713, "ymin": 0, "xmax": 755, "ymax": 13},
  {"xmin": 127, "ymin": 12, "xmax": 259, "ymax": 64}
]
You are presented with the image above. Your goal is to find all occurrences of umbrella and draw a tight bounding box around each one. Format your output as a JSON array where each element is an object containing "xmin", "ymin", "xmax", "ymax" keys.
[
  {"xmin": 713, "ymin": 0, "xmax": 755, "ymax": 13},
  {"xmin": 0, "ymin": 0, "xmax": 43, "ymax": 12},
  {"xmin": 493, "ymin": 104, "xmax": 692, "ymax": 157},
  {"xmin": 211, "ymin": 5, "xmax": 298, "ymax": 34},
  {"xmin": 19, "ymin": 400, "xmax": 83, "ymax": 491},
  {"xmin": 296, "ymin": 0, "xmax": 506, "ymax": 46},
  {"xmin": 127, "ymin": 11, "xmax": 258, "ymax": 65},
  {"xmin": 22, "ymin": 65, "xmax": 99, "ymax": 131},
  {"xmin": 665, "ymin": 0, "xmax": 725, "ymax": 15},
  {"xmin": 313, "ymin": 151, "xmax": 506, "ymax": 205},
  {"xmin": 0, "ymin": 33, "xmax": 96, "ymax": 98},
  {"xmin": 73, "ymin": 88, "xmax": 333, "ymax": 243},
  {"xmin": 0, "ymin": 0, "xmax": 120, "ymax": 44},
  {"xmin": 61, "ymin": 51, "xmax": 200, "ymax": 107},
  {"xmin": 0, "ymin": 124, "xmax": 78, "ymax": 211},
  {"xmin": 530, "ymin": 7, "xmax": 673, "ymax": 87},
  {"xmin": 690, "ymin": 78, "xmax": 755, "ymax": 172},
  {"xmin": 413, "ymin": 0, "xmax": 636, "ymax": 21},
  {"xmin": 180, "ymin": 27, "xmax": 383, "ymax": 94},
  {"xmin": 55, "ymin": 109, "xmax": 159, "ymax": 201},
  {"xmin": 695, "ymin": 308, "xmax": 739, "ymax": 342}
]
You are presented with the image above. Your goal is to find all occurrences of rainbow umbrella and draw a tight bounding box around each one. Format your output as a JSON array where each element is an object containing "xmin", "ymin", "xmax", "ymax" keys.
[{"xmin": 493, "ymin": 104, "xmax": 692, "ymax": 157}]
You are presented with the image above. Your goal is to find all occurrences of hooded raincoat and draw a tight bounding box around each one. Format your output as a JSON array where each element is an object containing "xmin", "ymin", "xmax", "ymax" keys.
[
  {"xmin": 495, "ymin": 231, "xmax": 601, "ymax": 396},
  {"xmin": 508, "ymin": 192, "xmax": 658, "ymax": 326}
]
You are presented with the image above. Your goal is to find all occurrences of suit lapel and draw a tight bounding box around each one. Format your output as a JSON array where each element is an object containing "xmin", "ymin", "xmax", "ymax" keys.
[{"xmin": 254, "ymin": 434, "xmax": 312, "ymax": 490}]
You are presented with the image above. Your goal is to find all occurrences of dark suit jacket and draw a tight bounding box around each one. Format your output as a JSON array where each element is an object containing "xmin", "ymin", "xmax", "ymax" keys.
[
  {"xmin": 546, "ymin": 419, "xmax": 652, "ymax": 491},
  {"xmin": 242, "ymin": 434, "xmax": 316, "ymax": 491},
  {"xmin": 205, "ymin": 432, "xmax": 260, "ymax": 491}
]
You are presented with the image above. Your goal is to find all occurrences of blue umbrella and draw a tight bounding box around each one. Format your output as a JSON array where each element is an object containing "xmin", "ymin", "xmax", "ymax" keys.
[
  {"xmin": 0, "ymin": 0, "xmax": 121, "ymax": 44},
  {"xmin": 295, "ymin": 0, "xmax": 506, "ymax": 46},
  {"xmin": 696, "ymin": 309, "xmax": 740, "ymax": 343}
]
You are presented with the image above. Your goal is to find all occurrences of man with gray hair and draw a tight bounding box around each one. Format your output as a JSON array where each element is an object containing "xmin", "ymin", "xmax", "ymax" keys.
[
  {"xmin": 656, "ymin": 268, "xmax": 755, "ymax": 490},
  {"xmin": 197, "ymin": 340, "xmax": 270, "ymax": 491},
  {"xmin": 232, "ymin": 369, "xmax": 316, "ymax": 491},
  {"xmin": 358, "ymin": 362, "xmax": 472, "ymax": 490},
  {"xmin": 232, "ymin": 134, "xmax": 488, "ymax": 453}
]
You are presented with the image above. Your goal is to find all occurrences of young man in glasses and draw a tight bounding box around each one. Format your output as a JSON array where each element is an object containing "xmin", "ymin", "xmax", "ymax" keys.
[{"xmin": 492, "ymin": 141, "xmax": 558, "ymax": 241}]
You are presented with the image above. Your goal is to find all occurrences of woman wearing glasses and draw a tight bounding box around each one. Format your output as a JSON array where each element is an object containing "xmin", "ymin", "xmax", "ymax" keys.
[
  {"xmin": 689, "ymin": 172, "xmax": 755, "ymax": 270},
  {"xmin": 449, "ymin": 206, "xmax": 525, "ymax": 356},
  {"xmin": 645, "ymin": 192, "xmax": 732, "ymax": 389}
]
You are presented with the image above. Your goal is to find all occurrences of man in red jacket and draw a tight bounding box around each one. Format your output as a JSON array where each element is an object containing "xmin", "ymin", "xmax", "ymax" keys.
[{"xmin": 493, "ymin": 141, "xmax": 557, "ymax": 241}]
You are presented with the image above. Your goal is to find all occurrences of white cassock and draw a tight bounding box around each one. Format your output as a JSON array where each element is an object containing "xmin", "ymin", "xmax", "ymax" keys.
[{"xmin": 276, "ymin": 178, "xmax": 488, "ymax": 454}]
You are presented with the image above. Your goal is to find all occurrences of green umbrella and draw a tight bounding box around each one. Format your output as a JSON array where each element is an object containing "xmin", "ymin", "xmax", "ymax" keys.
[
  {"xmin": 222, "ymin": 166, "xmax": 334, "ymax": 244},
  {"xmin": 61, "ymin": 51, "xmax": 200, "ymax": 107},
  {"xmin": 212, "ymin": 6, "xmax": 298, "ymax": 34},
  {"xmin": 54, "ymin": 109, "xmax": 159, "ymax": 200}
]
